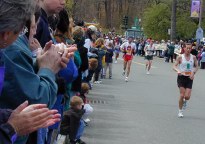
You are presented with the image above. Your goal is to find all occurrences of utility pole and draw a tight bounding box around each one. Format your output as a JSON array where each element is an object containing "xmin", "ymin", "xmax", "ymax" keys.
[
  {"xmin": 171, "ymin": 0, "xmax": 177, "ymax": 41},
  {"xmin": 196, "ymin": 0, "xmax": 203, "ymax": 46},
  {"xmin": 199, "ymin": 0, "xmax": 203, "ymax": 28}
]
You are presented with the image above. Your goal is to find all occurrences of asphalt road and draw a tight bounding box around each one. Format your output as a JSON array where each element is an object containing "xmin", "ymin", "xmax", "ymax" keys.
[{"xmin": 81, "ymin": 55, "xmax": 205, "ymax": 144}]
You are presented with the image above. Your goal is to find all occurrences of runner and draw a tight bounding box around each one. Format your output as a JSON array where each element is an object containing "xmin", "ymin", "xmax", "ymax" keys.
[
  {"xmin": 114, "ymin": 37, "xmax": 121, "ymax": 63},
  {"xmin": 173, "ymin": 43, "xmax": 198, "ymax": 118},
  {"xmin": 144, "ymin": 40, "xmax": 155, "ymax": 75},
  {"xmin": 120, "ymin": 36, "xmax": 136, "ymax": 82}
]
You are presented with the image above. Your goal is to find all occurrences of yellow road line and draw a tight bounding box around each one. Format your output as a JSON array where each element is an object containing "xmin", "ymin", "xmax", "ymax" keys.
[{"xmin": 118, "ymin": 58, "xmax": 157, "ymax": 69}]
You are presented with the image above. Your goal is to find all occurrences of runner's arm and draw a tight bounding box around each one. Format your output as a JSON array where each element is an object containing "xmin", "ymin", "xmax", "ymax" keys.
[
  {"xmin": 173, "ymin": 56, "xmax": 181, "ymax": 74},
  {"xmin": 193, "ymin": 56, "xmax": 199, "ymax": 74},
  {"xmin": 144, "ymin": 45, "xmax": 147, "ymax": 52},
  {"xmin": 120, "ymin": 43, "xmax": 125, "ymax": 52}
]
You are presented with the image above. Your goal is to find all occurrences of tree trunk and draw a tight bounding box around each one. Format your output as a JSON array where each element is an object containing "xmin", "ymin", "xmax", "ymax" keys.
[{"xmin": 171, "ymin": 0, "xmax": 177, "ymax": 41}]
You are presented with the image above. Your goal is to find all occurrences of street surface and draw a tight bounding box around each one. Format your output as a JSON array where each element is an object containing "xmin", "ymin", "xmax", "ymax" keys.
[{"xmin": 82, "ymin": 55, "xmax": 205, "ymax": 144}]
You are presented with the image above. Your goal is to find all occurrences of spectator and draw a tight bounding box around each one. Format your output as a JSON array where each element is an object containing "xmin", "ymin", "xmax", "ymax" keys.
[
  {"xmin": 72, "ymin": 26, "xmax": 89, "ymax": 96},
  {"xmin": 84, "ymin": 25, "xmax": 98, "ymax": 57},
  {"xmin": 83, "ymin": 58, "xmax": 98, "ymax": 89},
  {"xmin": 105, "ymin": 42, "xmax": 114, "ymax": 79},
  {"xmin": 60, "ymin": 96, "xmax": 86, "ymax": 144},
  {"xmin": 54, "ymin": 9, "xmax": 74, "ymax": 45},
  {"xmin": 82, "ymin": 25, "xmax": 98, "ymax": 89},
  {"xmin": 0, "ymin": 0, "xmax": 60, "ymax": 143},
  {"xmin": 166, "ymin": 42, "xmax": 175, "ymax": 63},
  {"xmin": 200, "ymin": 48, "xmax": 205, "ymax": 69},
  {"xmin": 80, "ymin": 83, "xmax": 93, "ymax": 124},
  {"xmin": 0, "ymin": 102, "xmax": 60, "ymax": 144},
  {"xmin": 35, "ymin": 2, "xmax": 78, "ymax": 143},
  {"xmin": 94, "ymin": 38, "xmax": 106, "ymax": 84},
  {"xmin": 35, "ymin": 0, "xmax": 66, "ymax": 47},
  {"xmin": 191, "ymin": 45, "xmax": 198, "ymax": 57},
  {"xmin": 0, "ymin": 3, "xmax": 75, "ymax": 144}
]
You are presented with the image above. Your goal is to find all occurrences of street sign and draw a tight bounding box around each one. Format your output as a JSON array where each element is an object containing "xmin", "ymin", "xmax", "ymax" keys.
[
  {"xmin": 168, "ymin": 29, "xmax": 171, "ymax": 35},
  {"xmin": 196, "ymin": 27, "xmax": 203, "ymax": 39}
]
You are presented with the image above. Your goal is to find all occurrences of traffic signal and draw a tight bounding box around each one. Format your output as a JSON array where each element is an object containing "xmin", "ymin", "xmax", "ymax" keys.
[
  {"xmin": 123, "ymin": 17, "xmax": 125, "ymax": 25},
  {"xmin": 122, "ymin": 16, "xmax": 129, "ymax": 29},
  {"xmin": 123, "ymin": 16, "xmax": 128, "ymax": 25},
  {"xmin": 125, "ymin": 16, "xmax": 128, "ymax": 26}
]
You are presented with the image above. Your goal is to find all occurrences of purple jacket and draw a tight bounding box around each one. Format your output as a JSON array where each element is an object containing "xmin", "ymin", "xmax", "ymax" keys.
[
  {"xmin": 0, "ymin": 109, "xmax": 16, "ymax": 144},
  {"xmin": 0, "ymin": 51, "xmax": 16, "ymax": 143}
]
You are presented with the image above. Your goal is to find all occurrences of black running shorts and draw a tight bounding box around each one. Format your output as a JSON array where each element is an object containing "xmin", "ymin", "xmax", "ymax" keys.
[
  {"xmin": 177, "ymin": 75, "xmax": 193, "ymax": 89},
  {"xmin": 145, "ymin": 55, "xmax": 153, "ymax": 60}
]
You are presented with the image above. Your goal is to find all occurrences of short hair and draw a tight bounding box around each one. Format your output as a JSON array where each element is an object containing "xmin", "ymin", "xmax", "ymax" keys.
[
  {"xmin": 73, "ymin": 26, "xmax": 84, "ymax": 41},
  {"xmin": 70, "ymin": 96, "xmax": 83, "ymax": 108},
  {"xmin": 108, "ymin": 42, "xmax": 113, "ymax": 48},
  {"xmin": 185, "ymin": 43, "xmax": 192, "ymax": 45},
  {"xmin": 81, "ymin": 83, "xmax": 89, "ymax": 94},
  {"xmin": 89, "ymin": 58, "xmax": 98, "ymax": 70},
  {"xmin": 0, "ymin": 0, "xmax": 35, "ymax": 33},
  {"xmin": 185, "ymin": 43, "xmax": 192, "ymax": 48}
]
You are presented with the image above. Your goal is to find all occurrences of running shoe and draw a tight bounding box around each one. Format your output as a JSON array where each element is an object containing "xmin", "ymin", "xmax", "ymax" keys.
[
  {"xmin": 122, "ymin": 70, "xmax": 125, "ymax": 76},
  {"xmin": 94, "ymin": 81, "xmax": 101, "ymax": 84},
  {"xmin": 76, "ymin": 139, "xmax": 86, "ymax": 144},
  {"xmin": 125, "ymin": 77, "xmax": 128, "ymax": 82},
  {"xmin": 182, "ymin": 99, "xmax": 187, "ymax": 110},
  {"xmin": 84, "ymin": 118, "xmax": 91, "ymax": 123},
  {"xmin": 146, "ymin": 71, "xmax": 150, "ymax": 75},
  {"xmin": 115, "ymin": 60, "xmax": 118, "ymax": 64},
  {"xmin": 178, "ymin": 110, "xmax": 184, "ymax": 118}
]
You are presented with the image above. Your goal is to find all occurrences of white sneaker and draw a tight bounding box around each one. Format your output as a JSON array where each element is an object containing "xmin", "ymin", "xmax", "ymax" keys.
[
  {"xmin": 84, "ymin": 118, "xmax": 91, "ymax": 123},
  {"xmin": 115, "ymin": 60, "xmax": 117, "ymax": 64},
  {"xmin": 146, "ymin": 71, "xmax": 150, "ymax": 75},
  {"xmin": 178, "ymin": 110, "xmax": 184, "ymax": 118},
  {"xmin": 125, "ymin": 77, "xmax": 128, "ymax": 82},
  {"xmin": 94, "ymin": 81, "xmax": 100, "ymax": 84}
]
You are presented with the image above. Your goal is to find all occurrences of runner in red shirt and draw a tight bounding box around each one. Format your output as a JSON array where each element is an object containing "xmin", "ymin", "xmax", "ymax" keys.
[{"xmin": 120, "ymin": 36, "xmax": 136, "ymax": 82}]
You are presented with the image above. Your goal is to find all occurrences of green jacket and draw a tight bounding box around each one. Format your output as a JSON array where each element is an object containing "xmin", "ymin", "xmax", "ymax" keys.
[{"xmin": 168, "ymin": 45, "xmax": 175, "ymax": 55}]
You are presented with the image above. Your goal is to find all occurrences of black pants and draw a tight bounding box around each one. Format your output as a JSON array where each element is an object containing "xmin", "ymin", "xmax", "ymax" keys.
[
  {"xmin": 167, "ymin": 54, "xmax": 174, "ymax": 63},
  {"xmin": 85, "ymin": 69, "xmax": 95, "ymax": 82},
  {"xmin": 94, "ymin": 65, "xmax": 102, "ymax": 81},
  {"xmin": 201, "ymin": 62, "xmax": 205, "ymax": 69}
]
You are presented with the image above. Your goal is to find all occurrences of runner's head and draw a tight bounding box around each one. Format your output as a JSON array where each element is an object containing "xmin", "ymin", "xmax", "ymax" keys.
[
  {"xmin": 0, "ymin": 0, "xmax": 35, "ymax": 48},
  {"xmin": 150, "ymin": 40, "xmax": 154, "ymax": 45},
  {"xmin": 184, "ymin": 43, "xmax": 192, "ymax": 55},
  {"xmin": 128, "ymin": 36, "xmax": 133, "ymax": 43}
]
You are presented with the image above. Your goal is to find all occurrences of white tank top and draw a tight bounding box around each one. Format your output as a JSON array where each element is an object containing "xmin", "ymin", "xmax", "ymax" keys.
[
  {"xmin": 146, "ymin": 44, "xmax": 155, "ymax": 56},
  {"xmin": 179, "ymin": 54, "xmax": 194, "ymax": 76}
]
